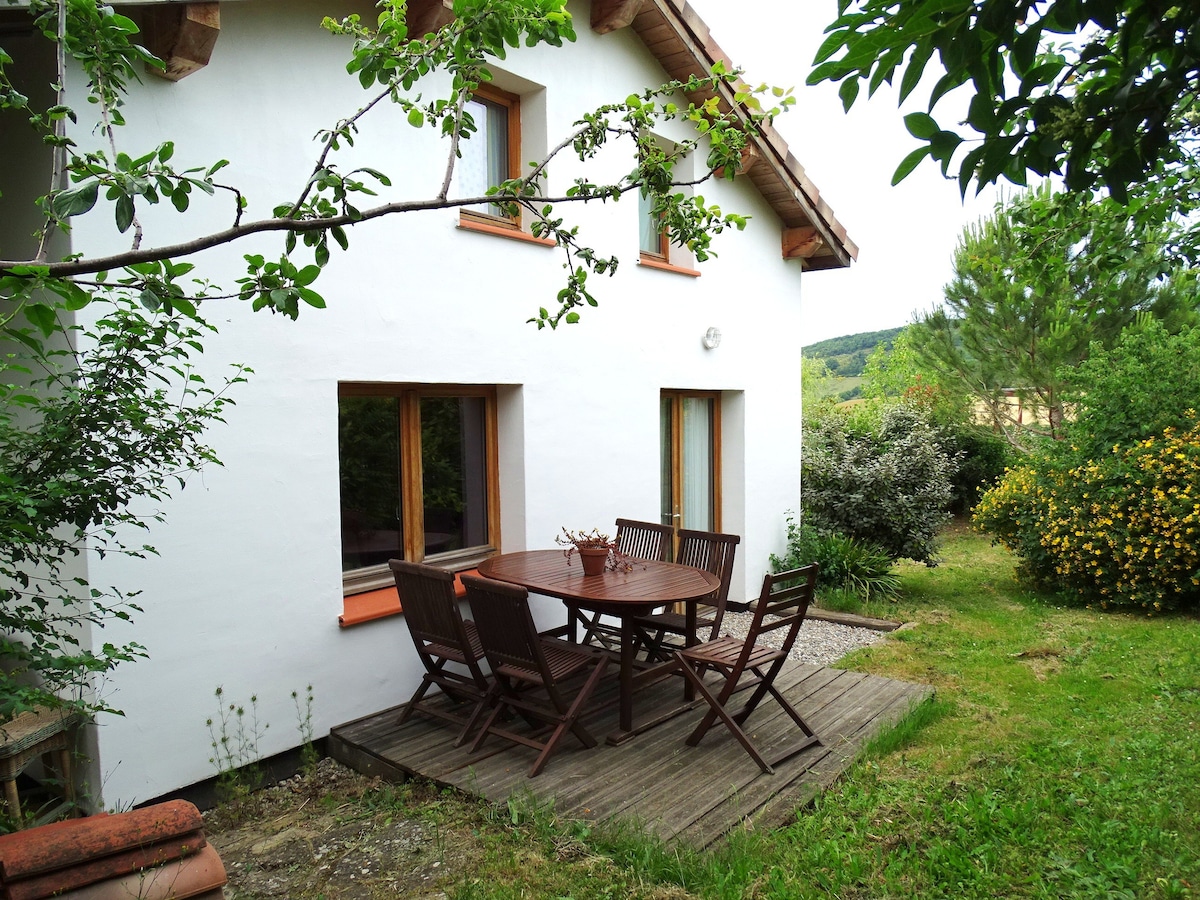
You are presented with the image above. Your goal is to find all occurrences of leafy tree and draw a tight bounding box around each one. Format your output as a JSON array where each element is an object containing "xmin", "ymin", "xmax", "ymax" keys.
[
  {"xmin": 863, "ymin": 328, "xmax": 1005, "ymax": 510},
  {"xmin": 803, "ymin": 326, "xmax": 903, "ymax": 378},
  {"xmin": 1063, "ymin": 319, "xmax": 1200, "ymax": 458},
  {"xmin": 907, "ymin": 185, "xmax": 1198, "ymax": 447},
  {"xmin": 811, "ymin": 0, "xmax": 1200, "ymax": 209},
  {"xmin": 801, "ymin": 354, "xmax": 835, "ymax": 416},
  {"xmin": 802, "ymin": 326, "xmax": 903, "ymax": 360},
  {"xmin": 0, "ymin": 0, "xmax": 794, "ymax": 719},
  {"xmin": 861, "ymin": 327, "xmax": 967, "ymax": 420}
]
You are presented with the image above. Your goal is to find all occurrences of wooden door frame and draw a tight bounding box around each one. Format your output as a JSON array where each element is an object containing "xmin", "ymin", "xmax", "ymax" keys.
[{"xmin": 661, "ymin": 390, "xmax": 722, "ymax": 534}]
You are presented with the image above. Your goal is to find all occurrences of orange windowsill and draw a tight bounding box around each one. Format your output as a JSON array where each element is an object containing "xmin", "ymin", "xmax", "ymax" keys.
[
  {"xmin": 457, "ymin": 215, "xmax": 555, "ymax": 247},
  {"xmin": 339, "ymin": 569, "xmax": 477, "ymax": 628},
  {"xmin": 637, "ymin": 255, "xmax": 701, "ymax": 277}
]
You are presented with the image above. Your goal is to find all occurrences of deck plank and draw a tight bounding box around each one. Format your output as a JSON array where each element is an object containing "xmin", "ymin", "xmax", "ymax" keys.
[
  {"xmin": 329, "ymin": 660, "xmax": 933, "ymax": 848},
  {"xmin": 679, "ymin": 675, "xmax": 931, "ymax": 848}
]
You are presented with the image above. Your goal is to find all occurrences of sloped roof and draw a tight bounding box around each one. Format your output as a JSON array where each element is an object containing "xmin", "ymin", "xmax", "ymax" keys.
[{"xmin": 592, "ymin": 0, "xmax": 857, "ymax": 270}]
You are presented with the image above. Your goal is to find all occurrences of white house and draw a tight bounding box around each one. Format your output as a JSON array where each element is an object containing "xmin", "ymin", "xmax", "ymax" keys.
[{"xmin": 0, "ymin": 0, "xmax": 856, "ymax": 809}]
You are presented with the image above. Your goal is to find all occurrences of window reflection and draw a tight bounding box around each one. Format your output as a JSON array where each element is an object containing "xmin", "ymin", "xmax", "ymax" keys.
[
  {"xmin": 338, "ymin": 396, "xmax": 403, "ymax": 571},
  {"xmin": 420, "ymin": 397, "xmax": 488, "ymax": 557}
]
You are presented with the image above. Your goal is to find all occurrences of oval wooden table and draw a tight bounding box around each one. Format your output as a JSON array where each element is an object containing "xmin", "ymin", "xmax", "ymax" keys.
[{"xmin": 477, "ymin": 549, "xmax": 721, "ymax": 744}]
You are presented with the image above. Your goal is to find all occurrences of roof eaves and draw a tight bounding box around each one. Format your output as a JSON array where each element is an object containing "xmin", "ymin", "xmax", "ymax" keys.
[{"xmin": 610, "ymin": 0, "xmax": 858, "ymax": 269}]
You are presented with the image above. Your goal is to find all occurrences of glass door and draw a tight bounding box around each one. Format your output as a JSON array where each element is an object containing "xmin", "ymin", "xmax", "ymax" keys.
[{"xmin": 660, "ymin": 391, "xmax": 721, "ymax": 535}]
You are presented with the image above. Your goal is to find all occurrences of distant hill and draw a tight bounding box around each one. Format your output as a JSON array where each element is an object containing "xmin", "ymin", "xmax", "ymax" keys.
[{"xmin": 802, "ymin": 326, "xmax": 905, "ymax": 377}]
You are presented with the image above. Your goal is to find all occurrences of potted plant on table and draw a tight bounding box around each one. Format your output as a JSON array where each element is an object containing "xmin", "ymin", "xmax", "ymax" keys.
[{"xmin": 556, "ymin": 527, "xmax": 632, "ymax": 575}]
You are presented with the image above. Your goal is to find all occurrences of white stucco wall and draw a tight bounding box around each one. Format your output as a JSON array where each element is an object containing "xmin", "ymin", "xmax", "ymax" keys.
[{"xmin": 56, "ymin": 0, "xmax": 811, "ymax": 807}]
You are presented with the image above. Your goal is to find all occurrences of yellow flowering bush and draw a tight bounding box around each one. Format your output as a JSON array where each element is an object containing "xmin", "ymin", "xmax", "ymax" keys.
[{"xmin": 975, "ymin": 422, "xmax": 1200, "ymax": 611}]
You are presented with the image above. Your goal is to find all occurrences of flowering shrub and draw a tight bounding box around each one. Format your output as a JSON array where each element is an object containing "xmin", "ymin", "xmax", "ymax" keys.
[{"xmin": 975, "ymin": 421, "xmax": 1200, "ymax": 611}]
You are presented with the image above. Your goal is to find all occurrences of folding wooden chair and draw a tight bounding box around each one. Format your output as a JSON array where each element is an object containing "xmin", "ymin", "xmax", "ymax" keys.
[
  {"xmin": 389, "ymin": 560, "xmax": 491, "ymax": 747},
  {"xmin": 674, "ymin": 564, "xmax": 822, "ymax": 774},
  {"xmin": 631, "ymin": 528, "xmax": 739, "ymax": 661},
  {"xmin": 462, "ymin": 574, "xmax": 610, "ymax": 776},
  {"xmin": 569, "ymin": 518, "xmax": 673, "ymax": 649}
]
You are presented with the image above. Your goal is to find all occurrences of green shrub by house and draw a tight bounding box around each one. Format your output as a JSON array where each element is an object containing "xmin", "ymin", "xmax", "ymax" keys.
[
  {"xmin": 771, "ymin": 515, "xmax": 899, "ymax": 601},
  {"xmin": 802, "ymin": 403, "xmax": 958, "ymax": 565}
]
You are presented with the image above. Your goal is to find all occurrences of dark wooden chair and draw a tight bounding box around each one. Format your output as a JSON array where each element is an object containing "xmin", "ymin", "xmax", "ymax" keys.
[
  {"xmin": 462, "ymin": 574, "xmax": 610, "ymax": 777},
  {"xmin": 674, "ymin": 564, "xmax": 822, "ymax": 774},
  {"xmin": 389, "ymin": 559, "xmax": 491, "ymax": 747},
  {"xmin": 631, "ymin": 528, "xmax": 740, "ymax": 661},
  {"xmin": 569, "ymin": 518, "xmax": 674, "ymax": 649}
]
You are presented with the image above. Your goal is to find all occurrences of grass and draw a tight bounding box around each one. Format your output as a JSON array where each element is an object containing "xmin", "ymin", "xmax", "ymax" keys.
[{"xmin": 221, "ymin": 525, "xmax": 1200, "ymax": 898}]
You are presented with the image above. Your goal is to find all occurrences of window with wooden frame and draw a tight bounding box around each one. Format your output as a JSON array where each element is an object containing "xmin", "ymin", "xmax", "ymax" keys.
[
  {"xmin": 338, "ymin": 384, "xmax": 500, "ymax": 595},
  {"xmin": 638, "ymin": 187, "xmax": 670, "ymax": 260},
  {"xmin": 458, "ymin": 83, "xmax": 521, "ymax": 226},
  {"xmin": 637, "ymin": 136, "xmax": 700, "ymax": 276},
  {"xmin": 660, "ymin": 390, "xmax": 722, "ymax": 534}
]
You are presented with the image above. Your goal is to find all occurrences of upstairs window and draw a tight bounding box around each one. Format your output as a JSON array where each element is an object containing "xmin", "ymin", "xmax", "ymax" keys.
[
  {"xmin": 639, "ymin": 188, "xmax": 670, "ymax": 259},
  {"xmin": 458, "ymin": 84, "xmax": 521, "ymax": 224},
  {"xmin": 338, "ymin": 384, "xmax": 498, "ymax": 594},
  {"xmin": 636, "ymin": 136, "xmax": 698, "ymax": 275}
]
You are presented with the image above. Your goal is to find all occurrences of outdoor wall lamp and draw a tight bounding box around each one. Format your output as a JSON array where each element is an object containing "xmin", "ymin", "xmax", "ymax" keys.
[{"xmin": 702, "ymin": 327, "xmax": 722, "ymax": 350}]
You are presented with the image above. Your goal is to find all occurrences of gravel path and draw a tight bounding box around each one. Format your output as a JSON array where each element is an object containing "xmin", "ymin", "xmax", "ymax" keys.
[{"xmin": 720, "ymin": 611, "xmax": 889, "ymax": 666}]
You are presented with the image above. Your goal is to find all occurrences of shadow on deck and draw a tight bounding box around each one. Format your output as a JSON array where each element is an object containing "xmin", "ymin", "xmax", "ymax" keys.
[{"xmin": 330, "ymin": 662, "xmax": 933, "ymax": 849}]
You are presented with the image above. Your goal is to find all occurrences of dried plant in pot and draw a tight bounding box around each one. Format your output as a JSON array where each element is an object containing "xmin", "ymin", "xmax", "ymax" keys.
[{"xmin": 555, "ymin": 527, "xmax": 633, "ymax": 575}]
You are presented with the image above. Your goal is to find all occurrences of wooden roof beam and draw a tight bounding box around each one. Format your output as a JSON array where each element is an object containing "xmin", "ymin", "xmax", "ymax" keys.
[
  {"xmin": 407, "ymin": 0, "xmax": 455, "ymax": 38},
  {"xmin": 782, "ymin": 226, "xmax": 825, "ymax": 260},
  {"xmin": 142, "ymin": 3, "xmax": 220, "ymax": 82},
  {"xmin": 714, "ymin": 141, "xmax": 760, "ymax": 179},
  {"xmin": 591, "ymin": 0, "xmax": 645, "ymax": 34}
]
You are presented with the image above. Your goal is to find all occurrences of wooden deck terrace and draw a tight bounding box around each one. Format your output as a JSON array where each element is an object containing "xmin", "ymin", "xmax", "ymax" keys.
[{"xmin": 330, "ymin": 661, "xmax": 933, "ymax": 849}]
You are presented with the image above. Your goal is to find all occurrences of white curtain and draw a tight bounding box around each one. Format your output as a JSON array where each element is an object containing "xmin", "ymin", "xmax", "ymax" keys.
[
  {"xmin": 457, "ymin": 98, "xmax": 508, "ymax": 216},
  {"xmin": 639, "ymin": 190, "xmax": 661, "ymax": 254},
  {"xmin": 681, "ymin": 397, "xmax": 713, "ymax": 530}
]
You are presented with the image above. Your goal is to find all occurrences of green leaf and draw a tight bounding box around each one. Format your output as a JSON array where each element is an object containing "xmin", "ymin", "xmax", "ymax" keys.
[
  {"xmin": 892, "ymin": 145, "xmax": 931, "ymax": 184},
  {"xmin": 166, "ymin": 295, "xmax": 197, "ymax": 317},
  {"xmin": 904, "ymin": 112, "xmax": 939, "ymax": 140},
  {"xmin": 24, "ymin": 303, "xmax": 56, "ymax": 336},
  {"xmin": 838, "ymin": 78, "xmax": 860, "ymax": 112},
  {"xmin": 51, "ymin": 181, "xmax": 99, "ymax": 218},
  {"xmin": 298, "ymin": 287, "xmax": 326, "ymax": 309},
  {"xmin": 407, "ymin": 108, "xmax": 425, "ymax": 128},
  {"xmin": 115, "ymin": 194, "xmax": 135, "ymax": 233},
  {"xmin": 295, "ymin": 265, "xmax": 321, "ymax": 287},
  {"xmin": 898, "ymin": 40, "xmax": 934, "ymax": 103}
]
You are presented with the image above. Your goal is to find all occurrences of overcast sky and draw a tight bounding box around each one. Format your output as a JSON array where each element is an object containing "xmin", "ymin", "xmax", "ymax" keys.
[{"xmin": 687, "ymin": 0, "xmax": 1001, "ymax": 344}]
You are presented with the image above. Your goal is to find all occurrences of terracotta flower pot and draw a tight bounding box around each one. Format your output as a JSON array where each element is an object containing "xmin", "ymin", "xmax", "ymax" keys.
[{"xmin": 576, "ymin": 546, "xmax": 609, "ymax": 576}]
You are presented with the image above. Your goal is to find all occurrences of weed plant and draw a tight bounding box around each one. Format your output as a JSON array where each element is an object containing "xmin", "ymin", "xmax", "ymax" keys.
[
  {"xmin": 292, "ymin": 684, "xmax": 318, "ymax": 775},
  {"xmin": 206, "ymin": 686, "xmax": 268, "ymax": 802}
]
